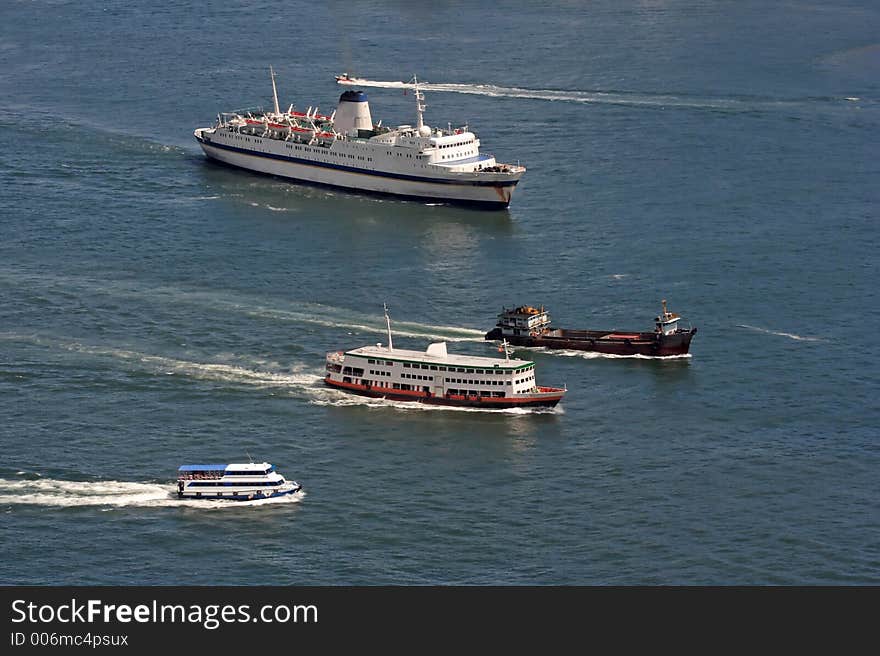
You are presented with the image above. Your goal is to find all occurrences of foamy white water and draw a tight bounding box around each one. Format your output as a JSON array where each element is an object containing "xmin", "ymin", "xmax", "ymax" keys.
[{"xmin": 525, "ymin": 347, "xmax": 692, "ymax": 360}]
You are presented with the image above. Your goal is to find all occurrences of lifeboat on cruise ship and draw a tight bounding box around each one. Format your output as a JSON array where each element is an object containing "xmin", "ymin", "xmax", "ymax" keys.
[{"xmin": 290, "ymin": 125, "xmax": 315, "ymax": 141}]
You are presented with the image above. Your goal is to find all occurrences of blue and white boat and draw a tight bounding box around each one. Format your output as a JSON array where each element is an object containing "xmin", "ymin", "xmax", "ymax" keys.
[{"xmin": 176, "ymin": 462, "xmax": 301, "ymax": 501}]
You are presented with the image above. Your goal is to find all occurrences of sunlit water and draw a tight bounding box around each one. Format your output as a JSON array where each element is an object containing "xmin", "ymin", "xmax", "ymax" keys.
[{"xmin": 1, "ymin": 1, "xmax": 878, "ymax": 584}]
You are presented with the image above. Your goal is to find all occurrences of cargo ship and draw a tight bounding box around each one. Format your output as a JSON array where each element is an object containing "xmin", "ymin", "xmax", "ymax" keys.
[
  {"xmin": 324, "ymin": 306, "xmax": 566, "ymax": 408},
  {"xmin": 485, "ymin": 301, "xmax": 696, "ymax": 357},
  {"xmin": 194, "ymin": 69, "xmax": 525, "ymax": 208}
]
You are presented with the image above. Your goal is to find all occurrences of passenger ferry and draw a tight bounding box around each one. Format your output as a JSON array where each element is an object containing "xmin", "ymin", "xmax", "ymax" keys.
[
  {"xmin": 324, "ymin": 306, "xmax": 566, "ymax": 409},
  {"xmin": 194, "ymin": 69, "xmax": 525, "ymax": 208},
  {"xmin": 176, "ymin": 462, "xmax": 302, "ymax": 501}
]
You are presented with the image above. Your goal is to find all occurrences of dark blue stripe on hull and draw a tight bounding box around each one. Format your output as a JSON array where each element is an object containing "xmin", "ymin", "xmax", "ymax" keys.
[{"xmin": 202, "ymin": 156, "xmax": 513, "ymax": 210}]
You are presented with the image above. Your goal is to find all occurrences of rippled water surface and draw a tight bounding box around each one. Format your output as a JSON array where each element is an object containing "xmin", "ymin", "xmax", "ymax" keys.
[{"xmin": 1, "ymin": 1, "xmax": 878, "ymax": 584}]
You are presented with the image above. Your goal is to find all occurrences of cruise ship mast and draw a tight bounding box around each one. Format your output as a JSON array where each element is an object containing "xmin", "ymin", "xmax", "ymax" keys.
[
  {"xmin": 411, "ymin": 75, "xmax": 428, "ymax": 136},
  {"xmin": 270, "ymin": 66, "xmax": 281, "ymax": 116}
]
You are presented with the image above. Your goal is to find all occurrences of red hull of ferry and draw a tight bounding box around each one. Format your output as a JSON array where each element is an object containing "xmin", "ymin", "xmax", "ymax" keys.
[{"xmin": 324, "ymin": 377, "xmax": 564, "ymax": 408}]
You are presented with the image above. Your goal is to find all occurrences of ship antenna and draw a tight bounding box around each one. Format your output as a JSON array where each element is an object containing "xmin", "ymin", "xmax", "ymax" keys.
[
  {"xmin": 246, "ymin": 450, "xmax": 254, "ymax": 464},
  {"xmin": 270, "ymin": 66, "xmax": 281, "ymax": 116},
  {"xmin": 384, "ymin": 302, "xmax": 394, "ymax": 351},
  {"xmin": 412, "ymin": 75, "xmax": 426, "ymax": 132},
  {"xmin": 500, "ymin": 338, "xmax": 512, "ymax": 361}
]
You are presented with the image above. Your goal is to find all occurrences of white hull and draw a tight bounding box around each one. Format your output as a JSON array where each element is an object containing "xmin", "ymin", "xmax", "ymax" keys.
[
  {"xmin": 197, "ymin": 136, "xmax": 519, "ymax": 207},
  {"xmin": 178, "ymin": 481, "xmax": 301, "ymax": 500}
]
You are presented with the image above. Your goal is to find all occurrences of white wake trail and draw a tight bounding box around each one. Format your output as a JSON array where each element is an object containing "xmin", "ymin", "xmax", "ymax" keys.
[
  {"xmin": 342, "ymin": 77, "xmax": 861, "ymax": 114},
  {"xmin": 0, "ymin": 333, "xmax": 325, "ymax": 395},
  {"xmin": 737, "ymin": 324, "xmax": 822, "ymax": 342},
  {"xmin": 341, "ymin": 78, "xmax": 760, "ymax": 111},
  {"xmin": 531, "ymin": 347, "xmax": 692, "ymax": 361},
  {"xmin": 243, "ymin": 305, "xmax": 485, "ymax": 342}
]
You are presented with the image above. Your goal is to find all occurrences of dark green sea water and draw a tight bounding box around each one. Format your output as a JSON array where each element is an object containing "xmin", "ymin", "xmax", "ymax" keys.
[{"xmin": 1, "ymin": 1, "xmax": 878, "ymax": 584}]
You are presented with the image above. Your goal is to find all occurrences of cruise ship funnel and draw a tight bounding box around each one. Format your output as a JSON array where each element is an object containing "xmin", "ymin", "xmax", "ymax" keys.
[{"xmin": 334, "ymin": 90, "xmax": 373, "ymax": 134}]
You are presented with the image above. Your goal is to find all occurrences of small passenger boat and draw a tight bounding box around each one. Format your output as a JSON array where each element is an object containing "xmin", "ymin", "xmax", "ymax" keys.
[{"xmin": 176, "ymin": 462, "xmax": 301, "ymax": 501}]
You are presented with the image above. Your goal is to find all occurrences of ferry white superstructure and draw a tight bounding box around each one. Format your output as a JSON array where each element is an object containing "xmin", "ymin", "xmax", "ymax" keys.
[
  {"xmin": 176, "ymin": 462, "xmax": 302, "ymax": 501},
  {"xmin": 324, "ymin": 306, "xmax": 565, "ymax": 408},
  {"xmin": 194, "ymin": 69, "xmax": 525, "ymax": 208}
]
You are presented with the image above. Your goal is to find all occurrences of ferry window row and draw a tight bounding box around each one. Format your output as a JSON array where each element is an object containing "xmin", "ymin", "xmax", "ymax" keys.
[
  {"xmin": 404, "ymin": 363, "xmax": 518, "ymax": 375},
  {"xmin": 365, "ymin": 360, "xmax": 531, "ymax": 376},
  {"xmin": 447, "ymin": 389, "xmax": 506, "ymax": 398},
  {"xmin": 402, "ymin": 373, "xmax": 433, "ymax": 381},
  {"xmin": 446, "ymin": 377, "xmax": 509, "ymax": 387},
  {"xmin": 391, "ymin": 383, "xmax": 424, "ymax": 391},
  {"xmin": 368, "ymin": 369, "xmax": 391, "ymax": 377}
]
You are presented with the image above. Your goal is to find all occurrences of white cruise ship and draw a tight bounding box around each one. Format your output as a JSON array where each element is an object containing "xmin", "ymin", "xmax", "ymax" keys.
[
  {"xmin": 194, "ymin": 69, "xmax": 525, "ymax": 208},
  {"xmin": 176, "ymin": 462, "xmax": 301, "ymax": 501},
  {"xmin": 324, "ymin": 306, "xmax": 565, "ymax": 409}
]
